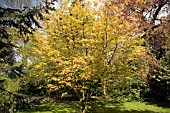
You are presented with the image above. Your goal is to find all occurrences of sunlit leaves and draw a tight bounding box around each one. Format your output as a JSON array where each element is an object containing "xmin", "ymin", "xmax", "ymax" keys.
[{"xmin": 25, "ymin": 0, "xmax": 147, "ymax": 100}]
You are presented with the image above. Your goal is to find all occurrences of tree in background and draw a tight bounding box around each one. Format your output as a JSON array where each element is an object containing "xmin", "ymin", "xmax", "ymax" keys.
[
  {"xmin": 0, "ymin": 0, "xmax": 56, "ymax": 112},
  {"xmin": 0, "ymin": 0, "xmax": 57, "ymax": 78},
  {"xmin": 0, "ymin": 4, "xmax": 43, "ymax": 78},
  {"xmin": 140, "ymin": 0, "xmax": 170, "ymax": 99},
  {"xmin": 109, "ymin": 0, "xmax": 170, "ymax": 100},
  {"xmin": 25, "ymin": 0, "xmax": 147, "ymax": 112}
]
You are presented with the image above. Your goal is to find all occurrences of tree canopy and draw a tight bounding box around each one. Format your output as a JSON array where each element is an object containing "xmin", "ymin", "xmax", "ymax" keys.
[{"xmin": 25, "ymin": 1, "xmax": 148, "ymax": 112}]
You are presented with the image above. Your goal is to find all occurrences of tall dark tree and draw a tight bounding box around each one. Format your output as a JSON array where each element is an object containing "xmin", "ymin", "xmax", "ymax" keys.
[
  {"xmin": 141, "ymin": 0, "xmax": 170, "ymax": 99},
  {"xmin": 0, "ymin": 0, "xmax": 56, "ymax": 112},
  {"xmin": 0, "ymin": 0, "xmax": 56, "ymax": 78},
  {"xmin": 0, "ymin": 6, "xmax": 42, "ymax": 78}
]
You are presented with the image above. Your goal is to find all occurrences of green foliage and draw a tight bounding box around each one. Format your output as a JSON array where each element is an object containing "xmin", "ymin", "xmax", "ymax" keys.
[
  {"xmin": 105, "ymin": 75, "xmax": 149, "ymax": 102},
  {"xmin": 0, "ymin": 78, "xmax": 29, "ymax": 113},
  {"xmin": 0, "ymin": 91, "xmax": 14, "ymax": 113},
  {"xmin": 147, "ymin": 50, "xmax": 170, "ymax": 99},
  {"xmin": 19, "ymin": 76, "xmax": 48, "ymax": 96},
  {"xmin": 145, "ymin": 35, "xmax": 170, "ymax": 99}
]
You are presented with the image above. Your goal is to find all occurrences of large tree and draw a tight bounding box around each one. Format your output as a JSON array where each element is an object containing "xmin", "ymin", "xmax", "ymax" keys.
[
  {"xmin": 25, "ymin": 0, "xmax": 147, "ymax": 112},
  {"xmin": 141, "ymin": 0, "xmax": 170, "ymax": 98}
]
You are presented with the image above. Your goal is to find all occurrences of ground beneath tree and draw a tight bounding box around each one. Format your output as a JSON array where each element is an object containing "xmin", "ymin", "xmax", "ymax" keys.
[{"xmin": 18, "ymin": 100, "xmax": 170, "ymax": 113}]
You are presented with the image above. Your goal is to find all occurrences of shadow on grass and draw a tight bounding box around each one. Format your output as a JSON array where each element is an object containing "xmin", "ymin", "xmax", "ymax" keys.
[
  {"xmin": 20, "ymin": 100, "xmax": 170, "ymax": 113},
  {"xmin": 24, "ymin": 101, "xmax": 81, "ymax": 113},
  {"xmin": 145, "ymin": 99, "xmax": 170, "ymax": 108},
  {"xmin": 87, "ymin": 101, "xmax": 160, "ymax": 113}
]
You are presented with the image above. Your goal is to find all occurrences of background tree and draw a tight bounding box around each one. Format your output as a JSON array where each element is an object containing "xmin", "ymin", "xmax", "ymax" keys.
[
  {"xmin": 0, "ymin": 0, "xmax": 56, "ymax": 112},
  {"xmin": 109, "ymin": 0, "xmax": 170, "ymax": 100},
  {"xmin": 140, "ymin": 0, "xmax": 170, "ymax": 99}
]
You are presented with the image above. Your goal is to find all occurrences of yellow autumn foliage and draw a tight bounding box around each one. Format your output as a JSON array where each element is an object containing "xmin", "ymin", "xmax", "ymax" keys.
[{"xmin": 25, "ymin": 0, "xmax": 147, "ymax": 98}]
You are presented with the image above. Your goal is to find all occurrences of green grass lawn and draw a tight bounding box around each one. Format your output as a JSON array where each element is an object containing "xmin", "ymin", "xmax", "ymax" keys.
[{"xmin": 18, "ymin": 101, "xmax": 170, "ymax": 113}]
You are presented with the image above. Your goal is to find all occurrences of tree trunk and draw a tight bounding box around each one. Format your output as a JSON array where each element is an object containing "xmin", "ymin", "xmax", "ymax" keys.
[
  {"xmin": 81, "ymin": 90, "xmax": 87, "ymax": 113},
  {"xmin": 80, "ymin": 98, "xmax": 87, "ymax": 113},
  {"xmin": 103, "ymin": 79, "xmax": 107, "ymax": 97},
  {"xmin": 82, "ymin": 105, "xmax": 87, "ymax": 113}
]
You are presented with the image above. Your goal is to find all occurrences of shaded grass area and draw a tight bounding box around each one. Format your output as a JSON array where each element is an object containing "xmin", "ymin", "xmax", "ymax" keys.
[
  {"xmin": 18, "ymin": 101, "xmax": 170, "ymax": 113},
  {"xmin": 18, "ymin": 101, "xmax": 81, "ymax": 113}
]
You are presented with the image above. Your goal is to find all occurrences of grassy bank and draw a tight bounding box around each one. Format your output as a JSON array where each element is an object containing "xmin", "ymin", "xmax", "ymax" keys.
[{"xmin": 18, "ymin": 100, "xmax": 170, "ymax": 113}]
